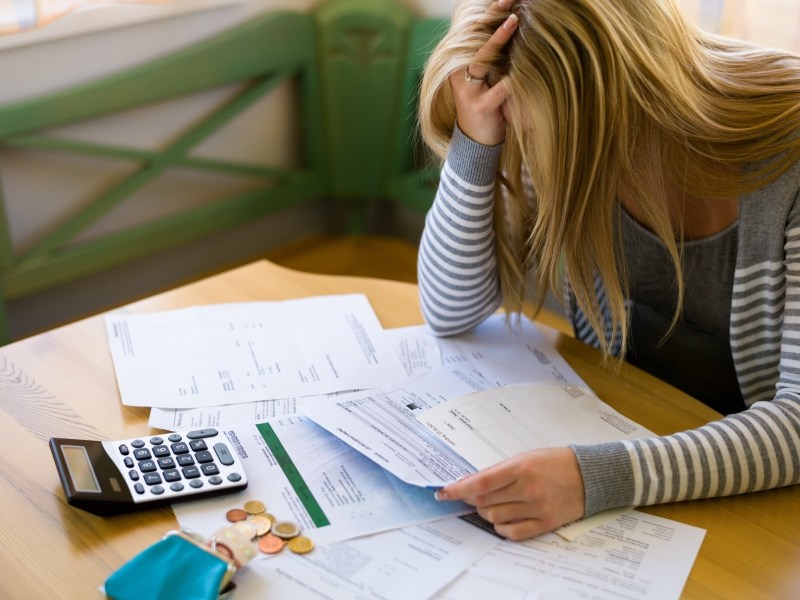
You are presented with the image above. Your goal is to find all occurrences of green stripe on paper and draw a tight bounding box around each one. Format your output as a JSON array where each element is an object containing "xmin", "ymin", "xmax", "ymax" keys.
[{"xmin": 256, "ymin": 422, "xmax": 330, "ymax": 527}]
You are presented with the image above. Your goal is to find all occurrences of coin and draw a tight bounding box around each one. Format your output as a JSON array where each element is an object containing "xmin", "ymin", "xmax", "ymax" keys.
[
  {"xmin": 262, "ymin": 512, "xmax": 277, "ymax": 524},
  {"xmin": 287, "ymin": 535, "xmax": 314, "ymax": 554},
  {"xmin": 258, "ymin": 533, "xmax": 285, "ymax": 554},
  {"xmin": 271, "ymin": 520, "xmax": 301, "ymax": 539},
  {"xmin": 225, "ymin": 508, "xmax": 248, "ymax": 522},
  {"xmin": 249, "ymin": 515, "xmax": 272, "ymax": 537},
  {"xmin": 244, "ymin": 500, "xmax": 266, "ymax": 515},
  {"xmin": 232, "ymin": 521, "xmax": 258, "ymax": 540}
]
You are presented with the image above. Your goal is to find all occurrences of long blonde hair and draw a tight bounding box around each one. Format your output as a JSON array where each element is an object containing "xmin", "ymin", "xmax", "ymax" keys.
[{"xmin": 419, "ymin": 0, "xmax": 800, "ymax": 360}]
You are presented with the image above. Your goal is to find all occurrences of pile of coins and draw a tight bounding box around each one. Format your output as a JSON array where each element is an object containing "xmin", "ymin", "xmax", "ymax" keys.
[{"xmin": 224, "ymin": 499, "xmax": 314, "ymax": 557}]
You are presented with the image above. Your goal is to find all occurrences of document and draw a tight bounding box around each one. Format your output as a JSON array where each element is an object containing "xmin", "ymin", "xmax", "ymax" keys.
[
  {"xmin": 419, "ymin": 381, "xmax": 654, "ymax": 472},
  {"xmin": 173, "ymin": 414, "xmax": 472, "ymax": 546},
  {"xmin": 303, "ymin": 315, "xmax": 588, "ymax": 488},
  {"xmin": 105, "ymin": 294, "xmax": 406, "ymax": 408},
  {"xmin": 147, "ymin": 326, "xmax": 445, "ymax": 430},
  {"xmin": 435, "ymin": 510, "xmax": 705, "ymax": 600},
  {"xmin": 236, "ymin": 518, "xmax": 501, "ymax": 600}
]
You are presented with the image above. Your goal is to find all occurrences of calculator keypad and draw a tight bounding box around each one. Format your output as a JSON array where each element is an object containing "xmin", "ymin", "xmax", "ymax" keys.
[{"xmin": 103, "ymin": 428, "xmax": 246, "ymax": 503}]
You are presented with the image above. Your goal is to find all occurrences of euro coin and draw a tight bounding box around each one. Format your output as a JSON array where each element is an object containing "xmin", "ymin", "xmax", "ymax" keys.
[
  {"xmin": 225, "ymin": 508, "xmax": 248, "ymax": 523},
  {"xmin": 258, "ymin": 533, "xmax": 285, "ymax": 554},
  {"xmin": 271, "ymin": 520, "xmax": 301, "ymax": 539},
  {"xmin": 244, "ymin": 500, "xmax": 266, "ymax": 515},
  {"xmin": 249, "ymin": 515, "xmax": 272, "ymax": 537},
  {"xmin": 287, "ymin": 535, "xmax": 314, "ymax": 554}
]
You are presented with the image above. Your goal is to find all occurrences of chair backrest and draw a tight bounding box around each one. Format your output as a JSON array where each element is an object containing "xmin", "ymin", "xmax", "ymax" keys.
[{"xmin": 0, "ymin": 0, "xmax": 447, "ymax": 343}]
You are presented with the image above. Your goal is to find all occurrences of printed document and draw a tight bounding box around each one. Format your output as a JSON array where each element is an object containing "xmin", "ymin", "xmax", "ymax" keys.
[
  {"xmin": 419, "ymin": 381, "xmax": 654, "ymax": 472},
  {"xmin": 235, "ymin": 518, "xmax": 501, "ymax": 600},
  {"xmin": 303, "ymin": 315, "xmax": 590, "ymax": 488},
  {"xmin": 105, "ymin": 294, "xmax": 406, "ymax": 408},
  {"xmin": 435, "ymin": 510, "xmax": 705, "ymax": 600},
  {"xmin": 147, "ymin": 326, "xmax": 444, "ymax": 430},
  {"xmin": 173, "ymin": 414, "xmax": 471, "ymax": 546}
]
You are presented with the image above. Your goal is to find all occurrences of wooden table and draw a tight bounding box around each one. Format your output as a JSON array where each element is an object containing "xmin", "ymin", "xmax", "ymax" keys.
[{"xmin": 0, "ymin": 260, "xmax": 797, "ymax": 599}]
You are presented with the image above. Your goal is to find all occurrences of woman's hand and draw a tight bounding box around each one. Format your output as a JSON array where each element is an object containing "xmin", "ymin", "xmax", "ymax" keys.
[
  {"xmin": 449, "ymin": 2, "xmax": 519, "ymax": 146},
  {"xmin": 435, "ymin": 447, "xmax": 586, "ymax": 540}
]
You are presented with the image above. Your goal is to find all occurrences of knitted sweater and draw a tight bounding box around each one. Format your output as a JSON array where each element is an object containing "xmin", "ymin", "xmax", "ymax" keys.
[{"xmin": 417, "ymin": 127, "xmax": 800, "ymax": 516}]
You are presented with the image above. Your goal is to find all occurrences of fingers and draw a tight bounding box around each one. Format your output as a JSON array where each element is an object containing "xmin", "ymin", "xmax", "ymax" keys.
[
  {"xmin": 435, "ymin": 460, "xmax": 518, "ymax": 502},
  {"xmin": 468, "ymin": 12, "xmax": 520, "ymax": 80}
]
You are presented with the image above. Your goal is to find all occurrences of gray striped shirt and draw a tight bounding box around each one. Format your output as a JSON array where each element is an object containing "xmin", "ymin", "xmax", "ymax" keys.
[{"xmin": 417, "ymin": 127, "xmax": 800, "ymax": 516}]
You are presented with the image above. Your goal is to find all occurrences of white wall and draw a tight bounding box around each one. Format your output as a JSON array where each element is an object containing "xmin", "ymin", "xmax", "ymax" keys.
[{"xmin": 1, "ymin": 0, "xmax": 453, "ymax": 340}]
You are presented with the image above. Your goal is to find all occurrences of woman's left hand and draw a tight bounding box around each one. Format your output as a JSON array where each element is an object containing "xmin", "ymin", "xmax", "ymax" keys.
[{"xmin": 435, "ymin": 447, "xmax": 585, "ymax": 540}]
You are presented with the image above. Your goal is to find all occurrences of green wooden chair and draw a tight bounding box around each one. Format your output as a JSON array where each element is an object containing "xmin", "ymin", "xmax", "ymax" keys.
[{"xmin": 0, "ymin": 0, "xmax": 446, "ymax": 343}]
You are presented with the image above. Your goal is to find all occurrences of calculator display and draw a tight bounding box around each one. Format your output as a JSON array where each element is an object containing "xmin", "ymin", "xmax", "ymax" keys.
[{"xmin": 61, "ymin": 445, "xmax": 102, "ymax": 493}]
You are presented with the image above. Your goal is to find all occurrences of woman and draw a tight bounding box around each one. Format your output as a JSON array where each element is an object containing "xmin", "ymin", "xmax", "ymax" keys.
[{"xmin": 419, "ymin": 0, "xmax": 800, "ymax": 540}]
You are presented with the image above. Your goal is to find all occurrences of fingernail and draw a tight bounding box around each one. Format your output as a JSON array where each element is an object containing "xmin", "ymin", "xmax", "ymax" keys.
[
  {"xmin": 434, "ymin": 489, "xmax": 448, "ymax": 501},
  {"xmin": 497, "ymin": 0, "xmax": 506, "ymax": 7},
  {"xmin": 504, "ymin": 13, "xmax": 519, "ymax": 30}
]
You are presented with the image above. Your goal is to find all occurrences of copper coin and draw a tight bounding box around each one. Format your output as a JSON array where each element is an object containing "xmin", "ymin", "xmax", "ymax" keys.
[
  {"xmin": 258, "ymin": 533, "xmax": 285, "ymax": 554},
  {"xmin": 244, "ymin": 500, "xmax": 266, "ymax": 515},
  {"xmin": 225, "ymin": 508, "xmax": 248, "ymax": 523},
  {"xmin": 287, "ymin": 535, "xmax": 314, "ymax": 554}
]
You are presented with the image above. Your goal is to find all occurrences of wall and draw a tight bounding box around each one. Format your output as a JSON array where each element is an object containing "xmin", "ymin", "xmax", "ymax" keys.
[{"xmin": 0, "ymin": 0, "xmax": 452, "ymax": 340}]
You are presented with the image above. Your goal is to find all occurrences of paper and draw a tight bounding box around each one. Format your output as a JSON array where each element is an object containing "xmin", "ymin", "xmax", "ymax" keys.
[
  {"xmin": 236, "ymin": 518, "xmax": 501, "ymax": 600},
  {"xmin": 419, "ymin": 381, "xmax": 654, "ymax": 472},
  {"xmin": 105, "ymin": 294, "xmax": 406, "ymax": 408},
  {"xmin": 147, "ymin": 326, "xmax": 445, "ymax": 430},
  {"xmin": 173, "ymin": 414, "xmax": 472, "ymax": 546},
  {"xmin": 303, "ymin": 315, "xmax": 588, "ymax": 488},
  {"xmin": 435, "ymin": 510, "xmax": 705, "ymax": 600}
]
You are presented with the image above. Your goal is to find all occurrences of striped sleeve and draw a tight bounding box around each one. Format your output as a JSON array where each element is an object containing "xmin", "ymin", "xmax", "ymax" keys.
[
  {"xmin": 572, "ymin": 206, "xmax": 800, "ymax": 518},
  {"xmin": 418, "ymin": 127, "xmax": 504, "ymax": 336}
]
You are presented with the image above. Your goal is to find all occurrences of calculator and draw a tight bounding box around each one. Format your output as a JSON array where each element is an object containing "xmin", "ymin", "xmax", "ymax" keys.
[{"xmin": 49, "ymin": 428, "xmax": 248, "ymax": 516}]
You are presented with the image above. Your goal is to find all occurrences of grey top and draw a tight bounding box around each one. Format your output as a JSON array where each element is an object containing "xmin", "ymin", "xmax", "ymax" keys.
[
  {"xmin": 621, "ymin": 210, "xmax": 745, "ymax": 414},
  {"xmin": 417, "ymin": 126, "xmax": 800, "ymax": 518}
]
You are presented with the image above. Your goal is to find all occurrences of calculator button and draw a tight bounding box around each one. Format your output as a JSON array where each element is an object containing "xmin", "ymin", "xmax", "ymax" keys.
[
  {"xmin": 144, "ymin": 473, "xmax": 162, "ymax": 486},
  {"xmin": 227, "ymin": 473, "xmax": 242, "ymax": 482},
  {"xmin": 133, "ymin": 448, "xmax": 152, "ymax": 461},
  {"xmin": 162, "ymin": 470, "xmax": 181, "ymax": 482},
  {"xmin": 209, "ymin": 476, "xmax": 223, "ymax": 485},
  {"xmin": 182, "ymin": 466, "xmax": 201, "ymax": 479},
  {"xmin": 189, "ymin": 439, "xmax": 208, "ymax": 452},
  {"xmin": 119, "ymin": 444, "xmax": 129, "ymax": 455},
  {"xmin": 134, "ymin": 483, "xmax": 145, "ymax": 494},
  {"xmin": 176, "ymin": 454, "xmax": 195, "ymax": 467},
  {"xmin": 213, "ymin": 443, "xmax": 235, "ymax": 466},
  {"xmin": 124, "ymin": 457, "xmax": 134, "ymax": 468},
  {"xmin": 128, "ymin": 470, "xmax": 140, "ymax": 481},
  {"xmin": 157, "ymin": 457, "xmax": 176, "ymax": 470},
  {"xmin": 152, "ymin": 446, "xmax": 171, "ymax": 458},
  {"xmin": 195, "ymin": 451, "xmax": 213, "ymax": 464},
  {"xmin": 131, "ymin": 439, "xmax": 145, "ymax": 448},
  {"xmin": 201, "ymin": 464, "xmax": 220, "ymax": 476},
  {"xmin": 168, "ymin": 433, "xmax": 182, "ymax": 442},
  {"xmin": 150, "ymin": 436, "xmax": 164, "ymax": 445},
  {"xmin": 187, "ymin": 428, "xmax": 218, "ymax": 439},
  {"xmin": 170, "ymin": 483, "xmax": 184, "ymax": 492},
  {"xmin": 189, "ymin": 479, "xmax": 203, "ymax": 489},
  {"xmin": 139, "ymin": 460, "xmax": 157, "ymax": 473},
  {"xmin": 150, "ymin": 485, "xmax": 165, "ymax": 495},
  {"xmin": 171, "ymin": 442, "xmax": 189, "ymax": 454}
]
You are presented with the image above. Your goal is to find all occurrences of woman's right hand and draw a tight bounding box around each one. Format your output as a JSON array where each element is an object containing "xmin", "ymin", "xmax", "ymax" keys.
[{"xmin": 449, "ymin": 2, "xmax": 519, "ymax": 147}]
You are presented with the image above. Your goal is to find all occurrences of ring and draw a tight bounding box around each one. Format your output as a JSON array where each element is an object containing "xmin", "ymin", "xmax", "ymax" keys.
[{"xmin": 464, "ymin": 67, "xmax": 485, "ymax": 85}]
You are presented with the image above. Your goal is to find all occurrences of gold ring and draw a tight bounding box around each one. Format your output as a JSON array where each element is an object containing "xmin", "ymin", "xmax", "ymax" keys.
[{"xmin": 464, "ymin": 68, "xmax": 485, "ymax": 84}]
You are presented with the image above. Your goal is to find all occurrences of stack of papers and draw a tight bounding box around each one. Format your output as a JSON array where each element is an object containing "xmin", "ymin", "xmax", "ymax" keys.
[{"xmin": 105, "ymin": 294, "xmax": 705, "ymax": 600}]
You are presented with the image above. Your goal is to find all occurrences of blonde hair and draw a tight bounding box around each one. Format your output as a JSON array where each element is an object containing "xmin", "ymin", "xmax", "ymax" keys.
[{"xmin": 419, "ymin": 0, "xmax": 800, "ymax": 360}]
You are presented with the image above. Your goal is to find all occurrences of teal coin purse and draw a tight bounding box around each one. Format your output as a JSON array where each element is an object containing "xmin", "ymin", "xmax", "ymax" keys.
[{"xmin": 104, "ymin": 530, "xmax": 236, "ymax": 600}]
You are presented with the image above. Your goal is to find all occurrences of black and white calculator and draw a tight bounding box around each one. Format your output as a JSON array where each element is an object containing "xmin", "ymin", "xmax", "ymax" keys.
[{"xmin": 50, "ymin": 428, "xmax": 248, "ymax": 516}]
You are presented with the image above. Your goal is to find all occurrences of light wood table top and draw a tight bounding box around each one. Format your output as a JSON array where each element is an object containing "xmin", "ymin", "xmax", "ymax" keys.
[{"xmin": 0, "ymin": 260, "xmax": 797, "ymax": 599}]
